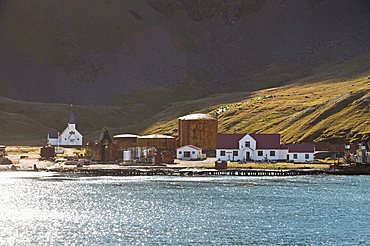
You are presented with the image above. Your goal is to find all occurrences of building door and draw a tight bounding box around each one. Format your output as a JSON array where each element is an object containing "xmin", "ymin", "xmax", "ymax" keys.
[
  {"xmin": 245, "ymin": 152, "xmax": 250, "ymax": 161},
  {"xmin": 287, "ymin": 154, "xmax": 289, "ymax": 161},
  {"xmin": 184, "ymin": 151, "xmax": 191, "ymax": 158},
  {"xmin": 226, "ymin": 152, "xmax": 233, "ymax": 161}
]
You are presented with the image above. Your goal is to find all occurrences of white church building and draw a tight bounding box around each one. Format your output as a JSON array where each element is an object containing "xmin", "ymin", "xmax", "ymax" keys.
[{"xmin": 47, "ymin": 105, "xmax": 83, "ymax": 147}]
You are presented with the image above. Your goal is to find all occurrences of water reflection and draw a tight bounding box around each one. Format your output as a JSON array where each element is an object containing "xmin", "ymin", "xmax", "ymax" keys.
[{"xmin": 0, "ymin": 174, "xmax": 369, "ymax": 245}]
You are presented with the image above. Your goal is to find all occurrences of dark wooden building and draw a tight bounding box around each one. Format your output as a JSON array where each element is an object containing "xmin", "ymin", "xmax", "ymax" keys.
[{"xmin": 89, "ymin": 128, "xmax": 118, "ymax": 162}]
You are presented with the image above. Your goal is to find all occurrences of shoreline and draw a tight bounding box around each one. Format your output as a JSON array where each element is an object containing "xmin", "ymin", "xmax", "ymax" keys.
[
  {"xmin": 0, "ymin": 163, "xmax": 329, "ymax": 176},
  {"xmin": 2, "ymin": 155, "xmax": 368, "ymax": 176}
]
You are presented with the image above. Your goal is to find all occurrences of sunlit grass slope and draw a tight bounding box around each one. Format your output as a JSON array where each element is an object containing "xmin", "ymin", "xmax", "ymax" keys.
[{"xmin": 144, "ymin": 75, "xmax": 370, "ymax": 143}]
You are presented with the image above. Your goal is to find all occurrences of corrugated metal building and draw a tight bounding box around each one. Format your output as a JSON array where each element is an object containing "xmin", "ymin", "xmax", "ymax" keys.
[
  {"xmin": 178, "ymin": 113, "xmax": 218, "ymax": 152},
  {"xmin": 137, "ymin": 134, "xmax": 177, "ymax": 150}
]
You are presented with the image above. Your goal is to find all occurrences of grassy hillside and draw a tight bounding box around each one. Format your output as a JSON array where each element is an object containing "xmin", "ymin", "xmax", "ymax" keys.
[
  {"xmin": 0, "ymin": 75, "xmax": 368, "ymax": 145},
  {"xmin": 144, "ymin": 74, "xmax": 370, "ymax": 144},
  {"xmin": 0, "ymin": 55, "xmax": 369, "ymax": 146}
]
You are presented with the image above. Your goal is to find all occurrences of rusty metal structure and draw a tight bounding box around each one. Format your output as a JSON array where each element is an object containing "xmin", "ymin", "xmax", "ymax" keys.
[
  {"xmin": 113, "ymin": 134, "xmax": 140, "ymax": 161},
  {"xmin": 137, "ymin": 134, "xmax": 177, "ymax": 150},
  {"xmin": 113, "ymin": 134, "xmax": 138, "ymax": 150},
  {"xmin": 178, "ymin": 113, "xmax": 218, "ymax": 152},
  {"xmin": 89, "ymin": 128, "xmax": 118, "ymax": 162},
  {"xmin": 40, "ymin": 146, "xmax": 55, "ymax": 159},
  {"xmin": 0, "ymin": 145, "xmax": 5, "ymax": 159}
]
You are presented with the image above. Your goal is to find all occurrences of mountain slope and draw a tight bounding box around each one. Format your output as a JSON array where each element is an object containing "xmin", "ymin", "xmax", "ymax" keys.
[
  {"xmin": 0, "ymin": 69, "xmax": 368, "ymax": 145},
  {"xmin": 0, "ymin": 51, "xmax": 369, "ymax": 146},
  {"xmin": 0, "ymin": 0, "xmax": 370, "ymax": 104},
  {"xmin": 144, "ymin": 73, "xmax": 370, "ymax": 144}
]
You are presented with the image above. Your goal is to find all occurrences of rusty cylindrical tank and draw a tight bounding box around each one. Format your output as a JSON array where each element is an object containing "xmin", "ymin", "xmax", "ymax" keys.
[
  {"xmin": 113, "ymin": 134, "xmax": 139, "ymax": 150},
  {"xmin": 178, "ymin": 113, "xmax": 218, "ymax": 151},
  {"xmin": 137, "ymin": 134, "xmax": 176, "ymax": 150}
]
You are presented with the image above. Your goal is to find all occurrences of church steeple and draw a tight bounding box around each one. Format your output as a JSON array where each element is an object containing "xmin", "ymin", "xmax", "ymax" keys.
[{"xmin": 69, "ymin": 104, "xmax": 75, "ymax": 124}]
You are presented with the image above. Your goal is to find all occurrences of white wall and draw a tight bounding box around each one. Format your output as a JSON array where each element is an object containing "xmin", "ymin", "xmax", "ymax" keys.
[
  {"xmin": 279, "ymin": 149, "xmax": 289, "ymax": 160},
  {"xmin": 251, "ymin": 149, "xmax": 285, "ymax": 161},
  {"xmin": 217, "ymin": 148, "xmax": 289, "ymax": 162},
  {"xmin": 59, "ymin": 123, "xmax": 83, "ymax": 146},
  {"xmin": 177, "ymin": 146, "xmax": 202, "ymax": 160},
  {"xmin": 216, "ymin": 149, "xmax": 241, "ymax": 161},
  {"xmin": 47, "ymin": 137, "xmax": 58, "ymax": 146},
  {"xmin": 288, "ymin": 153, "xmax": 314, "ymax": 162},
  {"xmin": 239, "ymin": 134, "xmax": 256, "ymax": 150}
]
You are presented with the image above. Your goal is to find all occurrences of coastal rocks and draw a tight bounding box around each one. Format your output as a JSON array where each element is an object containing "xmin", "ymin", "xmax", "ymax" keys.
[{"xmin": 0, "ymin": 157, "xmax": 12, "ymax": 165}]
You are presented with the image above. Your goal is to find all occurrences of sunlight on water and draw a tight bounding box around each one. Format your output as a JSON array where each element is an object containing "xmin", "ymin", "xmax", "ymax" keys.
[{"xmin": 0, "ymin": 174, "xmax": 369, "ymax": 245}]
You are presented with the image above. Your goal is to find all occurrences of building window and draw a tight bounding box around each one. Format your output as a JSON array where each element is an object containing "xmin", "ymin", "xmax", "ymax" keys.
[
  {"xmin": 179, "ymin": 151, "xmax": 182, "ymax": 154},
  {"xmin": 258, "ymin": 151, "xmax": 263, "ymax": 156},
  {"xmin": 245, "ymin": 141, "xmax": 250, "ymax": 148},
  {"xmin": 233, "ymin": 151, "xmax": 238, "ymax": 156},
  {"xmin": 184, "ymin": 152, "xmax": 191, "ymax": 158},
  {"xmin": 192, "ymin": 151, "xmax": 195, "ymax": 154},
  {"xmin": 270, "ymin": 151, "xmax": 275, "ymax": 156},
  {"xmin": 305, "ymin": 154, "xmax": 310, "ymax": 159},
  {"xmin": 220, "ymin": 151, "xmax": 225, "ymax": 156},
  {"xmin": 293, "ymin": 154, "xmax": 298, "ymax": 159}
]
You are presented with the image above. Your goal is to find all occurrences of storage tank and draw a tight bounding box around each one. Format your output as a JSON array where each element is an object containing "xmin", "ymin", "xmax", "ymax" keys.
[
  {"xmin": 137, "ymin": 134, "xmax": 176, "ymax": 150},
  {"xmin": 178, "ymin": 113, "xmax": 218, "ymax": 151},
  {"xmin": 123, "ymin": 150, "xmax": 132, "ymax": 161},
  {"xmin": 113, "ymin": 134, "xmax": 139, "ymax": 150}
]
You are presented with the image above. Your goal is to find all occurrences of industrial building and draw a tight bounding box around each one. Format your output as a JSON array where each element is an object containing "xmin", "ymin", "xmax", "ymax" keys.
[
  {"xmin": 137, "ymin": 134, "xmax": 177, "ymax": 150},
  {"xmin": 86, "ymin": 128, "xmax": 118, "ymax": 162},
  {"xmin": 113, "ymin": 134, "xmax": 140, "ymax": 161},
  {"xmin": 137, "ymin": 134, "xmax": 176, "ymax": 164},
  {"xmin": 178, "ymin": 113, "xmax": 218, "ymax": 156}
]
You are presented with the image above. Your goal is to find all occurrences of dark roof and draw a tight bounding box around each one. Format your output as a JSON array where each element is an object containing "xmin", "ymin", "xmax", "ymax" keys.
[
  {"xmin": 287, "ymin": 143, "xmax": 315, "ymax": 153},
  {"xmin": 69, "ymin": 104, "xmax": 75, "ymax": 124},
  {"xmin": 216, "ymin": 134, "xmax": 245, "ymax": 149},
  {"xmin": 280, "ymin": 144, "xmax": 289, "ymax": 150},
  {"xmin": 250, "ymin": 133, "xmax": 281, "ymax": 149},
  {"xmin": 217, "ymin": 133, "xmax": 282, "ymax": 149},
  {"xmin": 98, "ymin": 128, "xmax": 113, "ymax": 144},
  {"xmin": 48, "ymin": 132, "xmax": 58, "ymax": 139}
]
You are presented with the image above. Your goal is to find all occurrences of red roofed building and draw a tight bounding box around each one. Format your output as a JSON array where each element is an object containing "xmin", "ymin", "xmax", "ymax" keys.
[
  {"xmin": 216, "ymin": 133, "xmax": 288, "ymax": 161},
  {"xmin": 286, "ymin": 143, "xmax": 315, "ymax": 162},
  {"xmin": 216, "ymin": 134, "xmax": 315, "ymax": 162}
]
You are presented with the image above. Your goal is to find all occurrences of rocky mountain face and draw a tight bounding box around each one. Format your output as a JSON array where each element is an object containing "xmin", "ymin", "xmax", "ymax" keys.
[{"xmin": 0, "ymin": 0, "xmax": 370, "ymax": 105}]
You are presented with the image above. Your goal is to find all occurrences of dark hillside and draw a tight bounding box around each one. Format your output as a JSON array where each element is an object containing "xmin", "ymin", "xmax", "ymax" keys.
[{"xmin": 0, "ymin": 0, "xmax": 369, "ymax": 104}]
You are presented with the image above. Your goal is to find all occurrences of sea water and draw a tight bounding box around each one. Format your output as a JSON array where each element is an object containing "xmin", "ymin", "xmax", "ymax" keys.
[{"xmin": 0, "ymin": 172, "xmax": 369, "ymax": 245}]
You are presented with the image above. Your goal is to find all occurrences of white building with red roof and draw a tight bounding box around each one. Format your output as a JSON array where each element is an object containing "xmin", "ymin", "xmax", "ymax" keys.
[
  {"xmin": 284, "ymin": 143, "xmax": 315, "ymax": 162},
  {"xmin": 216, "ymin": 134, "xmax": 315, "ymax": 162}
]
